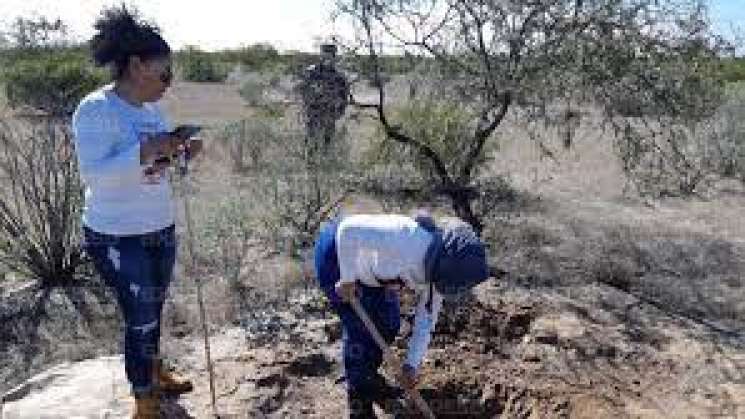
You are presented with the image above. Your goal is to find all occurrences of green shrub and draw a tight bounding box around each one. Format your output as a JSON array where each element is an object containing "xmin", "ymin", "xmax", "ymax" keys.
[
  {"xmin": 366, "ymin": 98, "xmax": 491, "ymax": 185},
  {"xmin": 177, "ymin": 46, "xmax": 228, "ymax": 83},
  {"xmin": 238, "ymin": 76, "xmax": 267, "ymax": 107},
  {"xmin": 1, "ymin": 52, "xmax": 106, "ymax": 116},
  {"xmin": 224, "ymin": 44, "xmax": 280, "ymax": 71},
  {"xmin": 721, "ymin": 59, "xmax": 745, "ymax": 83}
]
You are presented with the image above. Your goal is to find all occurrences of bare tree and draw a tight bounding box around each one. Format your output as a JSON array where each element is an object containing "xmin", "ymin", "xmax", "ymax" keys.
[
  {"xmin": 8, "ymin": 16, "xmax": 69, "ymax": 50},
  {"xmin": 335, "ymin": 0, "xmax": 728, "ymax": 230}
]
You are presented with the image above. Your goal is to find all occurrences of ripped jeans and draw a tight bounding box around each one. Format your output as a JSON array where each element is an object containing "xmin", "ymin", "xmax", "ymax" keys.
[{"xmin": 82, "ymin": 224, "xmax": 176, "ymax": 397}]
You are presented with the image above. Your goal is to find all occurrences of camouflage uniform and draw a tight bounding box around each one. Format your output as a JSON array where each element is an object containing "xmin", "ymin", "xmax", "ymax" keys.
[{"xmin": 297, "ymin": 48, "xmax": 350, "ymax": 149}]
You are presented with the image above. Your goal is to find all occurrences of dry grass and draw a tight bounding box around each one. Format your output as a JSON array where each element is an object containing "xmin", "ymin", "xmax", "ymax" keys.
[{"xmin": 483, "ymin": 107, "xmax": 745, "ymax": 332}]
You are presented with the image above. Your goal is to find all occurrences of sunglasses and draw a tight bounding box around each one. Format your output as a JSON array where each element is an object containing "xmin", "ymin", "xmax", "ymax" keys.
[{"xmin": 158, "ymin": 67, "xmax": 173, "ymax": 84}]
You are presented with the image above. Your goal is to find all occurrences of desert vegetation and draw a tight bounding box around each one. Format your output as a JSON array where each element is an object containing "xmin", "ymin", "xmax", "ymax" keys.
[{"xmin": 1, "ymin": 1, "xmax": 745, "ymax": 417}]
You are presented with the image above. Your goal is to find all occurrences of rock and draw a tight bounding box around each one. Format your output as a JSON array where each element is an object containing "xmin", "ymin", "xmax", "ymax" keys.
[{"xmin": 1, "ymin": 356, "xmax": 132, "ymax": 419}]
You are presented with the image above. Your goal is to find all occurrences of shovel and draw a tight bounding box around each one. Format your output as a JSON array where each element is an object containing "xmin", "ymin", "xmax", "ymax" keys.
[{"xmin": 350, "ymin": 298, "xmax": 437, "ymax": 419}]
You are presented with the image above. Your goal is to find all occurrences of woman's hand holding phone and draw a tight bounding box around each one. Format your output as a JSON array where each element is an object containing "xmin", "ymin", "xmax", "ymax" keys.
[
  {"xmin": 172, "ymin": 124, "xmax": 204, "ymax": 160},
  {"xmin": 140, "ymin": 133, "xmax": 177, "ymax": 165},
  {"xmin": 140, "ymin": 125, "xmax": 203, "ymax": 165}
]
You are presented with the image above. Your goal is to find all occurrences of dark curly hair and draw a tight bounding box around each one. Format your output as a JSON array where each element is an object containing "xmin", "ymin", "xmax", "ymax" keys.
[{"xmin": 90, "ymin": 4, "xmax": 170, "ymax": 80}]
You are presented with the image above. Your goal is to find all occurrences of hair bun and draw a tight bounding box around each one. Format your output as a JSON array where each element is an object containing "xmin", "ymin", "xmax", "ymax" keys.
[
  {"xmin": 89, "ymin": 5, "xmax": 168, "ymax": 74},
  {"xmin": 91, "ymin": 6, "xmax": 141, "ymax": 66}
]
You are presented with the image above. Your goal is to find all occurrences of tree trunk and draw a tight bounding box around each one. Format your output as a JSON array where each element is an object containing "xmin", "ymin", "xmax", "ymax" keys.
[{"xmin": 449, "ymin": 188, "xmax": 482, "ymax": 236}]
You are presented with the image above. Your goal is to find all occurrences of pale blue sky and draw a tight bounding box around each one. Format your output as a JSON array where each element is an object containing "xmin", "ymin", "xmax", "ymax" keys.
[
  {"xmin": 710, "ymin": 1, "xmax": 745, "ymax": 36},
  {"xmin": 0, "ymin": 0, "xmax": 742, "ymax": 51},
  {"xmin": 0, "ymin": 0, "xmax": 337, "ymax": 51}
]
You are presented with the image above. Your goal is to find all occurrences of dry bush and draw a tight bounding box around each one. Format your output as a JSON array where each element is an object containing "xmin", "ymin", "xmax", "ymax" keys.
[
  {"xmin": 584, "ymin": 226, "xmax": 745, "ymax": 331},
  {"xmin": 610, "ymin": 83, "xmax": 745, "ymax": 197},
  {"xmin": 257, "ymin": 156, "xmax": 353, "ymax": 253},
  {"xmin": 163, "ymin": 112, "xmax": 355, "ymax": 341},
  {"xmin": 164, "ymin": 186, "xmax": 283, "ymax": 343},
  {"xmin": 162, "ymin": 237, "xmax": 320, "ymax": 346},
  {"xmin": 221, "ymin": 116, "xmax": 355, "ymax": 255},
  {"xmin": 238, "ymin": 75, "xmax": 268, "ymax": 107},
  {"xmin": 186, "ymin": 190, "xmax": 260, "ymax": 284},
  {"xmin": 610, "ymin": 118, "xmax": 712, "ymax": 197},
  {"xmin": 237, "ymin": 70, "xmax": 288, "ymax": 109},
  {"xmin": 0, "ymin": 118, "xmax": 84, "ymax": 286},
  {"xmin": 215, "ymin": 117, "xmax": 280, "ymax": 172},
  {"xmin": 702, "ymin": 83, "xmax": 745, "ymax": 182},
  {"xmin": 491, "ymin": 209, "xmax": 745, "ymax": 332}
]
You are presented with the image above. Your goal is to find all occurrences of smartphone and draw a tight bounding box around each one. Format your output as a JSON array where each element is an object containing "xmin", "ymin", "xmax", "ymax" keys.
[{"xmin": 171, "ymin": 124, "xmax": 203, "ymax": 140}]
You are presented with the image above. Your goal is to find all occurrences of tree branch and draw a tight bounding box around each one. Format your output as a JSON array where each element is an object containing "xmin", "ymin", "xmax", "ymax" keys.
[
  {"xmin": 462, "ymin": 91, "xmax": 512, "ymax": 182},
  {"xmin": 355, "ymin": 0, "xmax": 456, "ymax": 188}
]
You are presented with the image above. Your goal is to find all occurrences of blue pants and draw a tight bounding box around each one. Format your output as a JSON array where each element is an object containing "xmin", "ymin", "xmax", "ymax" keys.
[
  {"xmin": 314, "ymin": 220, "xmax": 401, "ymax": 416},
  {"xmin": 83, "ymin": 225, "xmax": 177, "ymax": 397}
]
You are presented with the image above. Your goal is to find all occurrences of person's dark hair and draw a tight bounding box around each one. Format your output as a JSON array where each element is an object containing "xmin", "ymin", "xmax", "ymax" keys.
[{"xmin": 90, "ymin": 5, "xmax": 170, "ymax": 80}]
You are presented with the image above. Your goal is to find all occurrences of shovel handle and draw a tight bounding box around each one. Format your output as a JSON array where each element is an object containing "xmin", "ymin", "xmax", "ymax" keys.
[{"xmin": 350, "ymin": 298, "xmax": 436, "ymax": 419}]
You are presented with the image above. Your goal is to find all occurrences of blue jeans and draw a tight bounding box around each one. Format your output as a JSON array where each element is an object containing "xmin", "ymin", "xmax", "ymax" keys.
[
  {"xmin": 314, "ymin": 220, "xmax": 401, "ymax": 416},
  {"xmin": 83, "ymin": 225, "xmax": 176, "ymax": 397}
]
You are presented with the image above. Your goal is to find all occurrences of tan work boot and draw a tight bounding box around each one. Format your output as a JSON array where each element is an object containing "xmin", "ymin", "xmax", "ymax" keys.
[
  {"xmin": 132, "ymin": 392, "xmax": 160, "ymax": 419},
  {"xmin": 154, "ymin": 359, "xmax": 193, "ymax": 394}
]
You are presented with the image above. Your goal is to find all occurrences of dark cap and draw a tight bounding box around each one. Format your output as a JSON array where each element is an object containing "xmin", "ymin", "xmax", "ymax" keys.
[
  {"xmin": 320, "ymin": 43, "xmax": 337, "ymax": 55},
  {"xmin": 431, "ymin": 225, "xmax": 489, "ymax": 296}
]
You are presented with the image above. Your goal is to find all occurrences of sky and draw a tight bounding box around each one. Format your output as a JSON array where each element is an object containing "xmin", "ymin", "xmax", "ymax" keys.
[
  {"xmin": 711, "ymin": 0, "xmax": 745, "ymax": 39},
  {"xmin": 0, "ymin": 0, "xmax": 339, "ymax": 52},
  {"xmin": 0, "ymin": 0, "xmax": 743, "ymax": 52}
]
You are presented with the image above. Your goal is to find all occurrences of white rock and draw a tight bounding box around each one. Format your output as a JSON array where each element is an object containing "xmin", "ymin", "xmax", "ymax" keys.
[{"xmin": 2, "ymin": 356, "xmax": 132, "ymax": 419}]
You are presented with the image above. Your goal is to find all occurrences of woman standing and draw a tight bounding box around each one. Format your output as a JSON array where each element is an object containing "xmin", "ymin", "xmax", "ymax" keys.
[{"xmin": 72, "ymin": 6, "xmax": 201, "ymax": 418}]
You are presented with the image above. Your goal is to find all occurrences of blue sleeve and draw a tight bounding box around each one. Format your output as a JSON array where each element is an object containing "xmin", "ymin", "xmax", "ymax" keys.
[
  {"xmin": 405, "ymin": 286, "xmax": 444, "ymax": 370},
  {"xmin": 72, "ymin": 101, "xmax": 142, "ymax": 186}
]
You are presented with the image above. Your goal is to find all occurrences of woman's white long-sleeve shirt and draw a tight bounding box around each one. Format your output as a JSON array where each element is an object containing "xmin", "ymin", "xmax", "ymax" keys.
[
  {"xmin": 72, "ymin": 84, "xmax": 174, "ymax": 235},
  {"xmin": 335, "ymin": 214, "xmax": 444, "ymax": 370}
]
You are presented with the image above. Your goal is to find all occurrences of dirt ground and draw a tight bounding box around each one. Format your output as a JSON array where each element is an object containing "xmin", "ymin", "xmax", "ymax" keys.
[
  {"xmin": 160, "ymin": 271, "xmax": 745, "ymax": 418},
  {"xmin": 161, "ymin": 81, "xmax": 745, "ymax": 418},
  {"xmin": 2, "ymin": 80, "xmax": 745, "ymax": 418}
]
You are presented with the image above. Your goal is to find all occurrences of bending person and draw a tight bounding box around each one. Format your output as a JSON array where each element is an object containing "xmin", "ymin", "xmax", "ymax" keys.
[{"xmin": 313, "ymin": 212, "xmax": 490, "ymax": 418}]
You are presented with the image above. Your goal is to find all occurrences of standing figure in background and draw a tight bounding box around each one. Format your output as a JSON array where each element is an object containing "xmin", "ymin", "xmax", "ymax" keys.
[{"xmin": 296, "ymin": 43, "xmax": 350, "ymax": 153}]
